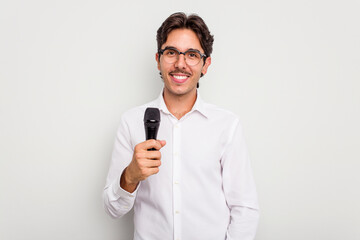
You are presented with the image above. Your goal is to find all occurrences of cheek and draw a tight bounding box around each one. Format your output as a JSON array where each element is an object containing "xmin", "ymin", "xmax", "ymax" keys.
[
  {"xmin": 192, "ymin": 66, "xmax": 203, "ymax": 76},
  {"xmin": 159, "ymin": 60, "xmax": 170, "ymax": 71}
]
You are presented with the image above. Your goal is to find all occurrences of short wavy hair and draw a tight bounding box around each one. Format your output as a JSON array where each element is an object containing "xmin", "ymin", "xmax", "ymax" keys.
[{"xmin": 157, "ymin": 12, "xmax": 214, "ymax": 60}]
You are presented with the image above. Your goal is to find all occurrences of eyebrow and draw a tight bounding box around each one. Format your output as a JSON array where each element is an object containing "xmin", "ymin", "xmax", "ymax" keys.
[{"xmin": 163, "ymin": 46, "xmax": 201, "ymax": 52}]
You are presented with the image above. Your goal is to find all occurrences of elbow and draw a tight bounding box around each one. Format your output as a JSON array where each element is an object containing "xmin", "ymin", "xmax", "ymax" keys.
[{"xmin": 102, "ymin": 191, "xmax": 124, "ymax": 219}]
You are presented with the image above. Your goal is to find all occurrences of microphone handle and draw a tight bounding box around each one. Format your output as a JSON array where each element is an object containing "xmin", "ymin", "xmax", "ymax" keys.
[
  {"xmin": 146, "ymin": 127, "xmax": 158, "ymax": 140},
  {"xmin": 145, "ymin": 122, "xmax": 159, "ymax": 151},
  {"xmin": 146, "ymin": 127, "xmax": 157, "ymax": 151}
]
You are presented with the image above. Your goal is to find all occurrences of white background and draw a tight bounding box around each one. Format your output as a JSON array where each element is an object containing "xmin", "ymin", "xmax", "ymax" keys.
[{"xmin": 1, "ymin": 0, "xmax": 359, "ymax": 239}]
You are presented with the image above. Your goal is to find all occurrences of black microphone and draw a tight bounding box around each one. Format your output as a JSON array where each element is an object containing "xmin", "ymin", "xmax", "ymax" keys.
[{"xmin": 144, "ymin": 107, "xmax": 161, "ymax": 151}]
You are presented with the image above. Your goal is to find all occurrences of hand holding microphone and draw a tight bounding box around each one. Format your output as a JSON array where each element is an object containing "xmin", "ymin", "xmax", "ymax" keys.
[{"xmin": 120, "ymin": 108, "xmax": 166, "ymax": 193}]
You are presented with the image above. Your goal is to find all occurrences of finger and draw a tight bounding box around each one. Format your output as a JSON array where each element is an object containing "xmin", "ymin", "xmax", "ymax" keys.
[
  {"xmin": 135, "ymin": 140, "xmax": 156, "ymax": 152},
  {"xmin": 148, "ymin": 167, "xmax": 160, "ymax": 175},
  {"xmin": 133, "ymin": 152, "xmax": 147, "ymax": 161},
  {"xmin": 144, "ymin": 150, "xmax": 161, "ymax": 160},
  {"xmin": 142, "ymin": 139, "xmax": 164, "ymax": 151},
  {"xmin": 142, "ymin": 159, "xmax": 161, "ymax": 168},
  {"xmin": 152, "ymin": 140, "xmax": 166, "ymax": 150},
  {"xmin": 159, "ymin": 140, "xmax": 166, "ymax": 147}
]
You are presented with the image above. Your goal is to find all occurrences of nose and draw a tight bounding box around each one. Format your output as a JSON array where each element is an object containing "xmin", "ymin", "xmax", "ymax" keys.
[{"xmin": 174, "ymin": 53, "xmax": 187, "ymax": 69}]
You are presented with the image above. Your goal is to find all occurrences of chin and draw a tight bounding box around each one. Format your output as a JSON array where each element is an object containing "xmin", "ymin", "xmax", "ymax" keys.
[
  {"xmin": 167, "ymin": 84, "xmax": 196, "ymax": 96},
  {"xmin": 163, "ymin": 75, "xmax": 198, "ymax": 96}
]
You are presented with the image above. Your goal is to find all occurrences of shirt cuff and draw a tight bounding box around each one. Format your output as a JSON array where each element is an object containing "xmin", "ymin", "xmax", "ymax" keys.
[{"xmin": 111, "ymin": 174, "xmax": 140, "ymax": 199}]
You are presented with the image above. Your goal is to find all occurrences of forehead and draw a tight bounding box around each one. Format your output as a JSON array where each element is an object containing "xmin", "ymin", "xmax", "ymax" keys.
[{"xmin": 162, "ymin": 28, "xmax": 203, "ymax": 52}]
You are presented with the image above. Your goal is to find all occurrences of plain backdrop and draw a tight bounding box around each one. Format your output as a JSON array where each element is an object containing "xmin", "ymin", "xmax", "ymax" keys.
[{"xmin": 1, "ymin": 0, "xmax": 359, "ymax": 239}]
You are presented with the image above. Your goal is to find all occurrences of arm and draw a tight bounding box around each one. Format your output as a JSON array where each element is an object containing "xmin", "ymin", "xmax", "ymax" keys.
[
  {"xmin": 221, "ymin": 119, "xmax": 260, "ymax": 239},
  {"xmin": 103, "ymin": 117, "xmax": 137, "ymax": 218},
  {"xmin": 103, "ymin": 117, "xmax": 166, "ymax": 218}
]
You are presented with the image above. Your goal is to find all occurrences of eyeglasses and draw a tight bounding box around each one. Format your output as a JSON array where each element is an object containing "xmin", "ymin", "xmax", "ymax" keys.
[{"xmin": 158, "ymin": 47, "xmax": 207, "ymax": 66}]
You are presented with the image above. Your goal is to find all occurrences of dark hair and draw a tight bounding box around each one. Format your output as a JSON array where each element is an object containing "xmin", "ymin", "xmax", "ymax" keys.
[{"xmin": 157, "ymin": 12, "xmax": 214, "ymax": 59}]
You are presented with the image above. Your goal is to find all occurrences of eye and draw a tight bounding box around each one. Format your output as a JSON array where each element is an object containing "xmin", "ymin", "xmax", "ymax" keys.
[
  {"xmin": 165, "ymin": 49, "xmax": 177, "ymax": 56},
  {"xmin": 187, "ymin": 51, "xmax": 200, "ymax": 59}
]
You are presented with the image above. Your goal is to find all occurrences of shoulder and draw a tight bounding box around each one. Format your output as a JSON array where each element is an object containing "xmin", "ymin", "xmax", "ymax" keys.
[
  {"xmin": 201, "ymin": 101, "xmax": 246, "ymax": 150},
  {"xmin": 203, "ymin": 102, "xmax": 241, "ymax": 126},
  {"xmin": 115, "ymin": 99, "xmax": 158, "ymax": 144}
]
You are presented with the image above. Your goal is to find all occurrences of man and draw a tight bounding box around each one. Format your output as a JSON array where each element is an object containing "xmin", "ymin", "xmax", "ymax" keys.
[{"xmin": 103, "ymin": 12, "xmax": 259, "ymax": 240}]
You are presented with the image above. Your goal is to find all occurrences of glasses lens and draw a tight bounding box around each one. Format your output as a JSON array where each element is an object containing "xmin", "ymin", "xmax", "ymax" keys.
[
  {"xmin": 185, "ymin": 51, "xmax": 201, "ymax": 66},
  {"xmin": 163, "ymin": 49, "xmax": 179, "ymax": 64}
]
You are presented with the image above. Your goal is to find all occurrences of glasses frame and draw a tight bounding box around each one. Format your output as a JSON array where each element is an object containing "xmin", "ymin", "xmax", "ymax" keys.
[{"xmin": 158, "ymin": 47, "xmax": 207, "ymax": 66}]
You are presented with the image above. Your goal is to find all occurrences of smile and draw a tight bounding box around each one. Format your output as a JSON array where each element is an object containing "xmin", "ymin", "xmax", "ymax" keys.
[{"xmin": 170, "ymin": 73, "xmax": 190, "ymax": 83}]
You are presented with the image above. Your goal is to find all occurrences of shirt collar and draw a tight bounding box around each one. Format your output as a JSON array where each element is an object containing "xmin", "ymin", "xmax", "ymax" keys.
[{"xmin": 155, "ymin": 89, "xmax": 209, "ymax": 119}]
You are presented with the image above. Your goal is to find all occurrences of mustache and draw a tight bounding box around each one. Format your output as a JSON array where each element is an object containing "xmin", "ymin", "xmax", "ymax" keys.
[{"xmin": 169, "ymin": 70, "xmax": 192, "ymax": 76}]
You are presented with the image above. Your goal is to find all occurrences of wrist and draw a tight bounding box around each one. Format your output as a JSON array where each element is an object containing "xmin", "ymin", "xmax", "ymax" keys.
[{"xmin": 120, "ymin": 167, "xmax": 138, "ymax": 192}]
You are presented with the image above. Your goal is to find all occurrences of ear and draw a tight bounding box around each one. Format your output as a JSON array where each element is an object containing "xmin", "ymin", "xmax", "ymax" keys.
[
  {"xmin": 201, "ymin": 56, "xmax": 211, "ymax": 76},
  {"xmin": 155, "ymin": 53, "xmax": 161, "ymax": 70}
]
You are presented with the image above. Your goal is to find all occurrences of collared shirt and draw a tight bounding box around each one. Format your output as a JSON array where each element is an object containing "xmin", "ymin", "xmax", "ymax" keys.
[{"xmin": 103, "ymin": 90, "xmax": 259, "ymax": 240}]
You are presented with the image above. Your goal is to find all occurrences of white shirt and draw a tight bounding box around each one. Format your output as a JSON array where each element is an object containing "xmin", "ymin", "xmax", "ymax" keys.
[{"xmin": 103, "ymin": 90, "xmax": 259, "ymax": 240}]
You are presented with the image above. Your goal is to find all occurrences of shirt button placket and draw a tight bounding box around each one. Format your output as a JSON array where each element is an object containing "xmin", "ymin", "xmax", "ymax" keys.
[{"xmin": 173, "ymin": 122, "xmax": 181, "ymax": 240}]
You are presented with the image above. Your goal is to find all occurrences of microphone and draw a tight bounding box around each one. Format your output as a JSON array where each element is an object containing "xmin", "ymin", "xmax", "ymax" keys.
[{"xmin": 144, "ymin": 108, "xmax": 161, "ymax": 151}]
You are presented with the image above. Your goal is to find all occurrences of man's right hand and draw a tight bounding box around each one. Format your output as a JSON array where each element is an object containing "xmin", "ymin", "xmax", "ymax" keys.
[{"xmin": 120, "ymin": 139, "xmax": 166, "ymax": 193}]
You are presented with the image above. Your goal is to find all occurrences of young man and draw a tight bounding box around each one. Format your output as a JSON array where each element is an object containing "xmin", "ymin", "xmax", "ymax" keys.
[{"xmin": 103, "ymin": 12, "xmax": 259, "ymax": 240}]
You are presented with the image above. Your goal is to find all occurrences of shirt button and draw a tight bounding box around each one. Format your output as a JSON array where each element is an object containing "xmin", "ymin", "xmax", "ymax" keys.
[
  {"xmin": 175, "ymin": 210, "xmax": 180, "ymax": 214},
  {"xmin": 175, "ymin": 124, "xmax": 179, "ymax": 128},
  {"xmin": 174, "ymin": 181, "xmax": 179, "ymax": 184}
]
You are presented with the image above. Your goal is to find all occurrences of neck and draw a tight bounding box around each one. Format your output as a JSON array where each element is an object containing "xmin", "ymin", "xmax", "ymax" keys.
[{"xmin": 163, "ymin": 89, "xmax": 197, "ymax": 120}]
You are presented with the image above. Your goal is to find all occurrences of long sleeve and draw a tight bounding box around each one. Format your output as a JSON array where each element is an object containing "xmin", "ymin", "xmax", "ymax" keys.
[
  {"xmin": 221, "ymin": 119, "xmax": 260, "ymax": 240},
  {"xmin": 103, "ymin": 116, "xmax": 139, "ymax": 218}
]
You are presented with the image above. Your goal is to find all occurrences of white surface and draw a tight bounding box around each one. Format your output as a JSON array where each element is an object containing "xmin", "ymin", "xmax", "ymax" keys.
[{"xmin": 0, "ymin": 0, "xmax": 359, "ymax": 239}]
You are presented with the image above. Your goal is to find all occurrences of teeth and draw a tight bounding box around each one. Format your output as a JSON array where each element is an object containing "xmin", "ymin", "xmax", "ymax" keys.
[{"xmin": 173, "ymin": 75, "xmax": 188, "ymax": 80}]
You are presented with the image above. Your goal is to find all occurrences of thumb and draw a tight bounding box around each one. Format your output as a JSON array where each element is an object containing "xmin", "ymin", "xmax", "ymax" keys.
[{"xmin": 159, "ymin": 140, "xmax": 166, "ymax": 147}]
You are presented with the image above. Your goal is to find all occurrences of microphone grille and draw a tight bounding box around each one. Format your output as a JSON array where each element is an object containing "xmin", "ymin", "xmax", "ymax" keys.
[{"xmin": 144, "ymin": 108, "xmax": 160, "ymax": 122}]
